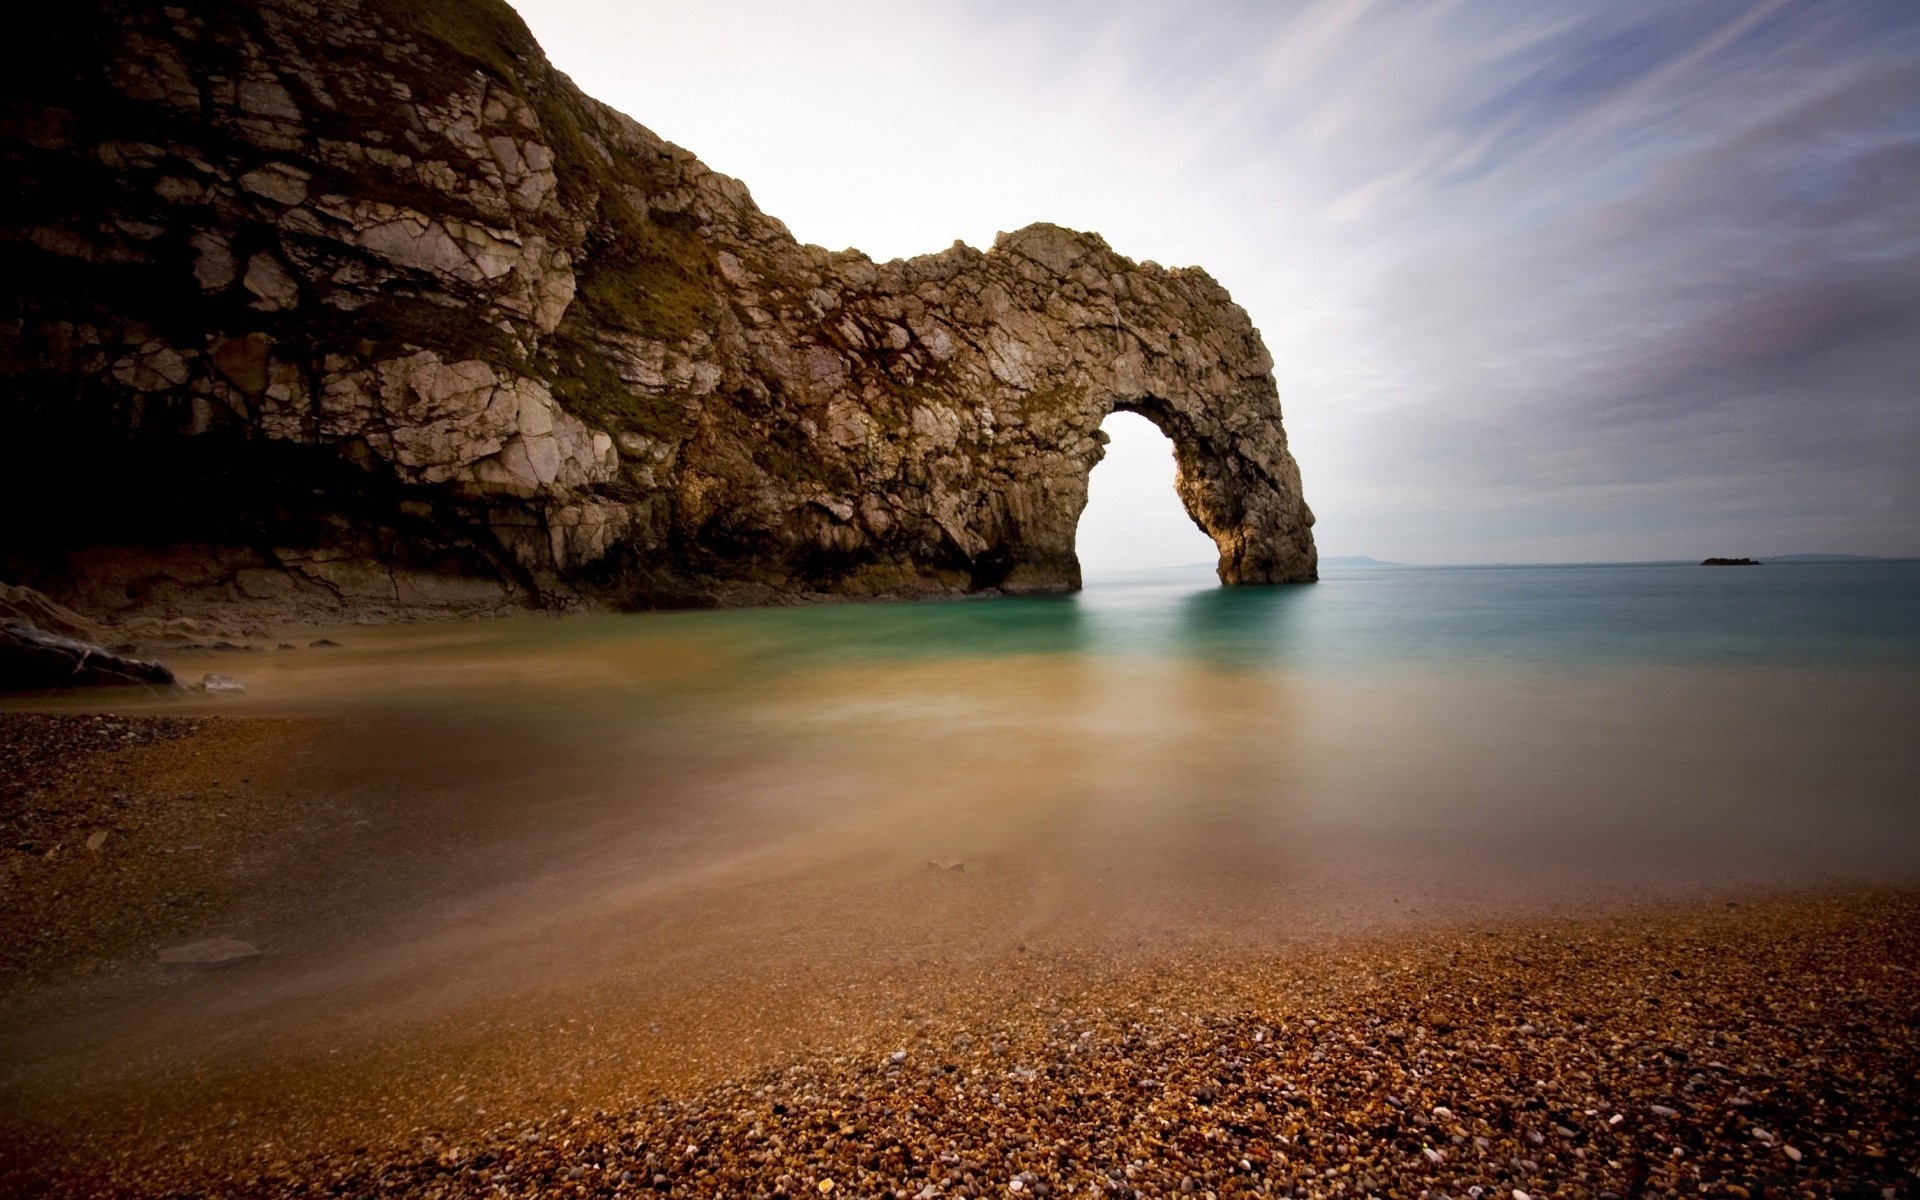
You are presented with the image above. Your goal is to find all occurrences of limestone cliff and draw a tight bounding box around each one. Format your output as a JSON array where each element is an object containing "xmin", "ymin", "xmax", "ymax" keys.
[{"xmin": 1, "ymin": 0, "xmax": 1315, "ymax": 623}]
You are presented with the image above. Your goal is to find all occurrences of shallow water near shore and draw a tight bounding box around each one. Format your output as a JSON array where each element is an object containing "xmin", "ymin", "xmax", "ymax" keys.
[{"xmin": 4, "ymin": 560, "xmax": 1918, "ymax": 1167}]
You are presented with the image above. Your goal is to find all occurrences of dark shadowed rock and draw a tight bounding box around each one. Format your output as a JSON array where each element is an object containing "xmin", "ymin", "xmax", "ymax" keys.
[
  {"xmin": 0, "ymin": 0, "xmax": 1313, "ymax": 626},
  {"xmin": 0, "ymin": 584, "xmax": 106, "ymax": 642},
  {"xmin": 0, "ymin": 620, "xmax": 179, "ymax": 692}
]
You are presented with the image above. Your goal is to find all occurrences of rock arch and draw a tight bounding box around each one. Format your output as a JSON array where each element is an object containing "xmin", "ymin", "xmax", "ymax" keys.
[
  {"xmin": 811, "ymin": 222, "xmax": 1319, "ymax": 596},
  {"xmin": 0, "ymin": 0, "xmax": 1315, "ymax": 622}
]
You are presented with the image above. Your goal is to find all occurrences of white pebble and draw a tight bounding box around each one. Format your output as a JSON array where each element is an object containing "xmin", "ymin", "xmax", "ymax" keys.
[
  {"xmin": 1432, "ymin": 1105, "xmax": 1454, "ymax": 1120},
  {"xmin": 1785, "ymin": 1145, "xmax": 1803, "ymax": 1162},
  {"xmin": 1609, "ymin": 1113, "xmax": 1625, "ymax": 1125},
  {"xmin": 1650, "ymin": 1104, "xmax": 1679, "ymax": 1117},
  {"xmin": 1423, "ymin": 1147, "xmax": 1445, "ymax": 1164}
]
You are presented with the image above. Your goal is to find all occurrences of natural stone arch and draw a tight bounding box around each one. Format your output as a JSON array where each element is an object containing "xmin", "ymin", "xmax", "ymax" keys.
[
  {"xmin": 822, "ymin": 223, "xmax": 1319, "ymax": 597},
  {"xmin": 0, "ymin": 1, "xmax": 1314, "ymax": 621},
  {"xmin": 1113, "ymin": 392, "xmax": 1310, "ymax": 584}
]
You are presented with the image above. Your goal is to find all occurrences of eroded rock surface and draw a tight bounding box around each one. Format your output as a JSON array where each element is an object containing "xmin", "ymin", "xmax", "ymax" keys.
[
  {"xmin": 2, "ymin": 0, "xmax": 1314, "ymax": 623},
  {"xmin": 0, "ymin": 620, "xmax": 179, "ymax": 691}
]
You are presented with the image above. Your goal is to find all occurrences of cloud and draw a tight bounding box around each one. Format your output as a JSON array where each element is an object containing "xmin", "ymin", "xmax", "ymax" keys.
[{"xmin": 515, "ymin": 0, "xmax": 1920, "ymax": 563}]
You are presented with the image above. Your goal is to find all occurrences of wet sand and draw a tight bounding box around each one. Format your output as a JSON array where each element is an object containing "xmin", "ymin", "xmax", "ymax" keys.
[
  {"xmin": 2, "ymin": 606, "xmax": 1918, "ymax": 1195},
  {"xmin": 107, "ymin": 890, "xmax": 1914, "ymax": 1199},
  {"xmin": 2, "ymin": 712, "xmax": 1915, "ymax": 1198}
]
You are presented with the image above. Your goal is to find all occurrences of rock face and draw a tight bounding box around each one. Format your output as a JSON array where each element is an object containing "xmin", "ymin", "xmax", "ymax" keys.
[
  {"xmin": 1, "ymin": 0, "xmax": 1315, "ymax": 622},
  {"xmin": 0, "ymin": 620, "xmax": 179, "ymax": 691}
]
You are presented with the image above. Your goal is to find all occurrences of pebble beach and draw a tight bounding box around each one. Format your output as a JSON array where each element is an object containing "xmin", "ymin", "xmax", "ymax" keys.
[
  {"xmin": 178, "ymin": 895, "xmax": 1920, "ymax": 1200},
  {"xmin": 4, "ymin": 712, "xmax": 1917, "ymax": 1199}
]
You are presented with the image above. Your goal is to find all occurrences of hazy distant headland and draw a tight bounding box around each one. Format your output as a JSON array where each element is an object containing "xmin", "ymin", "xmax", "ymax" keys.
[{"xmin": 1, "ymin": 0, "xmax": 1313, "ymax": 634}]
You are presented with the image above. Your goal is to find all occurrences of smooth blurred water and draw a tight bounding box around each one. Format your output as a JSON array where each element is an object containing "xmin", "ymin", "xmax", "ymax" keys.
[
  {"xmin": 8, "ymin": 558, "xmax": 1918, "ymax": 1158},
  {"xmin": 524, "ymin": 558, "xmax": 1920, "ymax": 675}
]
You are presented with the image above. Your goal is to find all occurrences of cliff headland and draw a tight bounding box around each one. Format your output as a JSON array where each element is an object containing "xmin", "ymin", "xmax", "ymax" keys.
[{"xmin": 1, "ymin": 0, "xmax": 1314, "ymax": 629}]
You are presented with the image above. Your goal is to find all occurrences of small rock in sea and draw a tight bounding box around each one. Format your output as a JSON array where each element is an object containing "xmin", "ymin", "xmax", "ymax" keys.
[
  {"xmin": 309, "ymin": 638, "xmax": 341, "ymax": 648},
  {"xmin": 199, "ymin": 673, "xmax": 247, "ymax": 695},
  {"xmin": 158, "ymin": 937, "xmax": 261, "ymax": 965},
  {"xmin": 277, "ymin": 643, "xmax": 295, "ymax": 650},
  {"xmin": 1650, "ymin": 1104, "xmax": 1679, "ymax": 1118},
  {"xmin": 86, "ymin": 830, "xmax": 109, "ymax": 852}
]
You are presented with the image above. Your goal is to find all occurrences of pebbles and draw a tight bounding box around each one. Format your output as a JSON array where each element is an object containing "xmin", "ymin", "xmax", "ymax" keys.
[
  {"xmin": 36, "ymin": 890, "xmax": 1914, "ymax": 1199},
  {"xmin": 0, "ymin": 713, "xmax": 306, "ymax": 987}
]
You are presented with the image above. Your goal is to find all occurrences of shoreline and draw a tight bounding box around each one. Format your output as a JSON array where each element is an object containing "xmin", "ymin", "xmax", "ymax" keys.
[
  {"xmin": 2, "ymin": 713, "xmax": 1916, "ymax": 1197},
  {"xmin": 6, "ymin": 887, "xmax": 1915, "ymax": 1197}
]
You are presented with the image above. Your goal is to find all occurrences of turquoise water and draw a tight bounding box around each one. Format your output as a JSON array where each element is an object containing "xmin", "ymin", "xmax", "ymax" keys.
[
  {"xmin": 122, "ymin": 557, "xmax": 1920, "ymax": 917},
  {"xmin": 11, "ymin": 556, "xmax": 1915, "ymax": 1143},
  {"xmin": 567, "ymin": 558, "xmax": 1920, "ymax": 673}
]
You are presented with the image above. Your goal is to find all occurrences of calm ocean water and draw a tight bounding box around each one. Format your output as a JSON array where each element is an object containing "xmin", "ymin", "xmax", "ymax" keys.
[
  {"xmin": 9, "ymin": 558, "xmax": 1917, "ymax": 1138},
  {"xmin": 518, "ymin": 557, "xmax": 1920, "ymax": 674}
]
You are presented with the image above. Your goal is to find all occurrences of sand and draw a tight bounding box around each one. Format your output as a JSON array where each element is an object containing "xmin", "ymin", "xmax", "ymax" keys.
[{"xmin": 2, "ymin": 713, "xmax": 1916, "ymax": 1198}]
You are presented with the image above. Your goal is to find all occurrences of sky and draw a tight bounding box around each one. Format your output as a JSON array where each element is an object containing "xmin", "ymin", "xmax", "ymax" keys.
[{"xmin": 513, "ymin": 0, "xmax": 1920, "ymax": 567}]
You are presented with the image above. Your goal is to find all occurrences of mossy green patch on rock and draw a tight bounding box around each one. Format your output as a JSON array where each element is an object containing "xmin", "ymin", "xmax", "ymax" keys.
[{"xmin": 574, "ymin": 205, "xmax": 721, "ymax": 344}]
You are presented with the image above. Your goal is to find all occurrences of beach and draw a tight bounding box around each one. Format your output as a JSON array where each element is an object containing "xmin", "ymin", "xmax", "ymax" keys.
[
  {"xmin": 3, "ymin": 564, "xmax": 1918, "ymax": 1196},
  {"xmin": 2, "ymin": 709, "xmax": 1915, "ymax": 1195}
]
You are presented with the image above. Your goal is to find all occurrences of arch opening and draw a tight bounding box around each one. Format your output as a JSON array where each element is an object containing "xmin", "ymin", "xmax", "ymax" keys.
[{"xmin": 1075, "ymin": 410, "xmax": 1219, "ymax": 578}]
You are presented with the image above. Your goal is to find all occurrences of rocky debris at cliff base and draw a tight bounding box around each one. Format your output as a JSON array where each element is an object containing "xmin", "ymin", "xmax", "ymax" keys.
[
  {"xmin": 0, "ymin": 619, "xmax": 179, "ymax": 692},
  {"xmin": 114, "ymin": 614, "xmax": 261, "ymax": 650},
  {"xmin": 0, "ymin": 582, "xmax": 106, "ymax": 642}
]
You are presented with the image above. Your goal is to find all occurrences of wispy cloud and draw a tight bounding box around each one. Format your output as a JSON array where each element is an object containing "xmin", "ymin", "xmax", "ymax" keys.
[{"xmin": 519, "ymin": 0, "xmax": 1920, "ymax": 563}]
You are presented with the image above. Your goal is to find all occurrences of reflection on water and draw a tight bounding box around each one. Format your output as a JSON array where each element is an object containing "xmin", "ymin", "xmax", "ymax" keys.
[
  {"xmin": 3, "ymin": 561, "xmax": 1918, "ymax": 1155},
  {"xmin": 590, "ymin": 558, "xmax": 1920, "ymax": 676}
]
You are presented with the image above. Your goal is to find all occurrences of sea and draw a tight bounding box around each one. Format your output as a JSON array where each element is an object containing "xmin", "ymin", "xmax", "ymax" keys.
[
  {"xmin": 138, "ymin": 555, "xmax": 1920, "ymax": 923},
  {"xmin": 5, "ymin": 558, "xmax": 1917, "ymax": 1137}
]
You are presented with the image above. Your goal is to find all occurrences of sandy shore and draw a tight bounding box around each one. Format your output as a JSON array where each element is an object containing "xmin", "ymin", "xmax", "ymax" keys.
[{"xmin": 3, "ymin": 714, "xmax": 1916, "ymax": 1198}]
